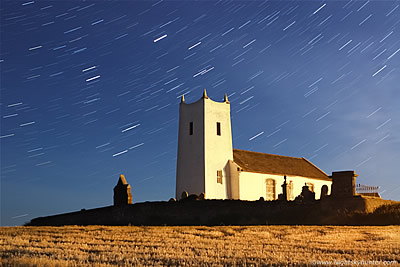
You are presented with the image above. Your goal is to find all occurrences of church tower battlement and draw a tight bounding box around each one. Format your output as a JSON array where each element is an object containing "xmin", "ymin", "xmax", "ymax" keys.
[{"xmin": 176, "ymin": 90, "xmax": 233, "ymax": 199}]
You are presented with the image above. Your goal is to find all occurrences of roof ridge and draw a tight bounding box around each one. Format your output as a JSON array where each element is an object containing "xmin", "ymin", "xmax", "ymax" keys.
[
  {"xmin": 301, "ymin": 157, "xmax": 329, "ymax": 177},
  {"xmin": 233, "ymin": 148, "xmax": 303, "ymax": 160},
  {"xmin": 233, "ymin": 148, "xmax": 331, "ymax": 180}
]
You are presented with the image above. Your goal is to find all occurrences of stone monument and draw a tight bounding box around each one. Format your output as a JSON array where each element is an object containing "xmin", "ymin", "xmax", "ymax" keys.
[
  {"xmin": 281, "ymin": 175, "xmax": 288, "ymax": 201},
  {"xmin": 300, "ymin": 183, "xmax": 315, "ymax": 202},
  {"xmin": 331, "ymin": 171, "xmax": 358, "ymax": 198},
  {"xmin": 113, "ymin": 174, "xmax": 132, "ymax": 206}
]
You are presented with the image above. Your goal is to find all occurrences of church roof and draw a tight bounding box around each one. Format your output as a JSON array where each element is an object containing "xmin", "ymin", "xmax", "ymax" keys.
[{"xmin": 233, "ymin": 149, "xmax": 330, "ymax": 181}]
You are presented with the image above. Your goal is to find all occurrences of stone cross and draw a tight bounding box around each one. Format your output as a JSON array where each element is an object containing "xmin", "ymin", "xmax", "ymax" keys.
[{"xmin": 281, "ymin": 175, "xmax": 288, "ymax": 201}]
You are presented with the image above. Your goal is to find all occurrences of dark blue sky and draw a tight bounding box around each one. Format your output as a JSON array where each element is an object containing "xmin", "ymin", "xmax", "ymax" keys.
[{"xmin": 1, "ymin": 0, "xmax": 399, "ymax": 226}]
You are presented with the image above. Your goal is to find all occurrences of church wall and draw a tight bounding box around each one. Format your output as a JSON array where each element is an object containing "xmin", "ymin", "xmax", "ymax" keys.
[
  {"xmin": 204, "ymin": 98, "xmax": 233, "ymax": 200},
  {"xmin": 238, "ymin": 172, "xmax": 332, "ymax": 201},
  {"xmin": 227, "ymin": 160, "xmax": 240, "ymax": 199},
  {"xmin": 176, "ymin": 100, "xmax": 205, "ymax": 199}
]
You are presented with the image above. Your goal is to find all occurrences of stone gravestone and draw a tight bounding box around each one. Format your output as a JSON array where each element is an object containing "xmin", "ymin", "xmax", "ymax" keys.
[
  {"xmin": 181, "ymin": 191, "xmax": 189, "ymax": 200},
  {"xmin": 113, "ymin": 174, "xmax": 132, "ymax": 206},
  {"xmin": 300, "ymin": 183, "xmax": 315, "ymax": 202},
  {"xmin": 320, "ymin": 185, "xmax": 329, "ymax": 199}
]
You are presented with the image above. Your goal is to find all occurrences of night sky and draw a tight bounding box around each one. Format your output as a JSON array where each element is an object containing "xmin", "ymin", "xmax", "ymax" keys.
[{"xmin": 1, "ymin": 0, "xmax": 399, "ymax": 226}]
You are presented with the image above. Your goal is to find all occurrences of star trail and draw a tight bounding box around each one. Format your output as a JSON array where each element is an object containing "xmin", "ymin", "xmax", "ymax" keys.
[{"xmin": 1, "ymin": 0, "xmax": 399, "ymax": 226}]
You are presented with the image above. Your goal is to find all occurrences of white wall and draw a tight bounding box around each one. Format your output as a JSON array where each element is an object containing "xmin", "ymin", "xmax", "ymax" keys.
[
  {"xmin": 176, "ymin": 99, "xmax": 205, "ymax": 199},
  {"xmin": 238, "ymin": 171, "xmax": 332, "ymax": 201},
  {"xmin": 227, "ymin": 160, "xmax": 240, "ymax": 199},
  {"xmin": 176, "ymin": 94, "xmax": 233, "ymax": 200},
  {"xmin": 204, "ymin": 97, "xmax": 233, "ymax": 200}
]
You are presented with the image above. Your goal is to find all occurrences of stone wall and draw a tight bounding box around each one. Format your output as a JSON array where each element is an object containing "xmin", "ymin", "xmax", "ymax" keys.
[
  {"xmin": 28, "ymin": 196, "xmax": 398, "ymax": 226},
  {"xmin": 331, "ymin": 171, "xmax": 358, "ymax": 198}
]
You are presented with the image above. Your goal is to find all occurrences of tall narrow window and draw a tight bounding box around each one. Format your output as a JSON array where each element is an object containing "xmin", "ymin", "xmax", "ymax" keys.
[
  {"xmin": 266, "ymin": 179, "xmax": 276, "ymax": 200},
  {"xmin": 189, "ymin": 122, "xmax": 193, "ymax": 135},
  {"xmin": 217, "ymin": 170, "xmax": 223, "ymax": 184},
  {"xmin": 216, "ymin": 122, "xmax": 221, "ymax": 136}
]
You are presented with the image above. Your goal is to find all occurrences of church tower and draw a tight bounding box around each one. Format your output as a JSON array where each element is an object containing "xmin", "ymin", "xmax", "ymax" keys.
[{"xmin": 176, "ymin": 90, "xmax": 233, "ymax": 199}]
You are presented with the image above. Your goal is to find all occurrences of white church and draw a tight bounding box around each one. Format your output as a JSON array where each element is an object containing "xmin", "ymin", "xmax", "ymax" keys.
[{"xmin": 176, "ymin": 90, "xmax": 332, "ymax": 201}]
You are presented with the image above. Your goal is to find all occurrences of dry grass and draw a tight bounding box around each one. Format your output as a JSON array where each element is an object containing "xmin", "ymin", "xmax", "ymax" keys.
[{"xmin": 1, "ymin": 226, "xmax": 399, "ymax": 266}]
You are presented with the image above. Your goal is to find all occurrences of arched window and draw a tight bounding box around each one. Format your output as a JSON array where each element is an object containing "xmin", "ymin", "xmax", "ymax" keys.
[
  {"xmin": 265, "ymin": 179, "xmax": 276, "ymax": 200},
  {"xmin": 288, "ymin": 180, "xmax": 294, "ymax": 200}
]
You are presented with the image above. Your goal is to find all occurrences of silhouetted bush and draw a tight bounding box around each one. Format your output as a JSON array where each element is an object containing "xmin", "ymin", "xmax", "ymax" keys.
[
  {"xmin": 326, "ymin": 203, "xmax": 400, "ymax": 225},
  {"xmin": 355, "ymin": 203, "xmax": 400, "ymax": 225}
]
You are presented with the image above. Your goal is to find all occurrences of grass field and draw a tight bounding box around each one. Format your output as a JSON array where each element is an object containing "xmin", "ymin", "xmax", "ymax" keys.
[{"xmin": 1, "ymin": 226, "xmax": 399, "ymax": 266}]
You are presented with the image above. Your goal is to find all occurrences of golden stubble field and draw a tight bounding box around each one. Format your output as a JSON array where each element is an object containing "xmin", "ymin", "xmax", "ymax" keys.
[{"xmin": 0, "ymin": 225, "xmax": 399, "ymax": 266}]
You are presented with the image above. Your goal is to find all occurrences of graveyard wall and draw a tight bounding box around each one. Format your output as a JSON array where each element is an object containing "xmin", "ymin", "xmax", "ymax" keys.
[{"xmin": 28, "ymin": 196, "xmax": 398, "ymax": 226}]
